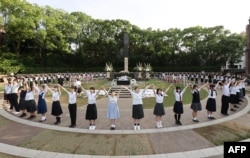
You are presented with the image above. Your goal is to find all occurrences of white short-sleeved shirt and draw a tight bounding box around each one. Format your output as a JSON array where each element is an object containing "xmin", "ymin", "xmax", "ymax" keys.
[
  {"xmin": 174, "ymin": 90, "xmax": 185, "ymax": 102},
  {"xmin": 68, "ymin": 92, "xmax": 76, "ymax": 104},
  {"xmin": 86, "ymin": 91, "xmax": 98, "ymax": 104},
  {"xmin": 52, "ymin": 91, "xmax": 60, "ymax": 101},
  {"xmin": 222, "ymin": 83, "xmax": 230, "ymax": 96},
  {"xmin": 208, "ymin": 89, "xmax": 216, "ymax": 99},
  {"xmin": 155, "ymin": 93, "xmax": 165, "ymax": 103},
  {"xmin": 5, "ymin": 85, "xmax": 12, "ymax": 94},
  {"xmin": 25, "ymin": 91, "xmax": 35, "ymax": 100},
  {"xmin": 132, "ymin": 91, "xmax": 143, "ymax": 105}
]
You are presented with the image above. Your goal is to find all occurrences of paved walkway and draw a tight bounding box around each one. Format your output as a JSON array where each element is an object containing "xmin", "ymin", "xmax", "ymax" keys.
[{"xmin": 0, "ymin": 88, "xmax": 250, "ymax": 157}]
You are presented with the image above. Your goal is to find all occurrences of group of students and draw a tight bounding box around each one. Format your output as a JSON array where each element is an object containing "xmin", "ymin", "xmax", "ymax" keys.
[{"xmin": 3, "ymin": 76, "xmax": 246, "ymax": 130}]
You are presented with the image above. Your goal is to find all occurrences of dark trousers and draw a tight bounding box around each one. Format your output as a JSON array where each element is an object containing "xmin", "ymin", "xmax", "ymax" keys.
[
  {"xmin": 68, "ymin": 103, "xmax": 77, "ymax": 125},
  {"xmin": 242, "ymin": 88, "xmax": 245, "ymax": 97},
  {"xmin": 221, "ymin": 95, "xmax": 229, "ymax": 114},
  {"xmin": 10, "ymin": 93, "xmax": 20, "ymax": 111}
]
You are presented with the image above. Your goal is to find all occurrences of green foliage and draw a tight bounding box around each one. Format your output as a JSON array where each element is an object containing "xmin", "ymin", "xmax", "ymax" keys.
[{"xmin": 0, "ymin": 0, "xmax": 246, "ymax": 73}]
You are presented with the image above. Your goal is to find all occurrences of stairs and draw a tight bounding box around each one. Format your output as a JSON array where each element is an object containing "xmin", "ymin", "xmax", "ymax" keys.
[{"xmin": 108, "ymin": 86, "xmax": 131, "ymax": 98}]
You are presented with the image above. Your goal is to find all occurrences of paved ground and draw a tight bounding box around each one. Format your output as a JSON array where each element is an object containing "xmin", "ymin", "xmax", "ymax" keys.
[{"xmin": 0, "ymin": 87, "xmax": 250, "ymax": 157}]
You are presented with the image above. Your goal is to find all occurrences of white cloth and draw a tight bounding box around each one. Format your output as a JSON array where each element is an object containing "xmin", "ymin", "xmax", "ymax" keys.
[
  {"xmin": 67, "ymin": 92, "xmax": 76, "ymax": 104},
  {"xmin": 86, "ymin": 91, "xmax": 98, "ymax": 104},
  {"xmin": 131, "ymin": 91, "xmax": 143, "ymax": 105}
]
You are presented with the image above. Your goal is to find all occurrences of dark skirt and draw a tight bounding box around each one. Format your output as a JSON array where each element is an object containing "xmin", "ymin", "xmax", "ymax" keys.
[
  {"xmin": 206, "ymin": 98, "xmax": 216, "ymax": 112},
  {"xmin": 190, "ymin": 102, "xmax": 202, "ymax": 111},
  {"xmin": 26, "ymin": 100, "xmax": 37, "ymax": 112},
  {"xmin": 51, "ymin": 101, "xmax": 63, "ymax": 116},
  {"xmin": 173, "ymin": 101, "xmax": 183, "ymax": 114},
  {"xmin": 85, "ymin": 104, "xmax": 97, "ymax": 120},
  {"xmin": 37, "ymin": 98, "xmax": 47, "ymax": 114},
  {"xmin": 132, "ymin": 104, "xmax": 144, "ymax": 119},
  {"xmin": 153, "ymin": 103, "xmax": 165, "ymax": 116},
  {"xmin": 19, "ymin": 98, "xmax": 26, "ymax": 110},
  {"xmin": 229, "ymin": 94, "xmax": 237, "ymax": 104}
]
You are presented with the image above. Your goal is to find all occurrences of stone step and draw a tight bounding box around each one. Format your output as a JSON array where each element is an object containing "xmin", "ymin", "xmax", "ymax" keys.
[{"xmin": 109, "ymin": 86, "xmax": 131, "ymax": 98}]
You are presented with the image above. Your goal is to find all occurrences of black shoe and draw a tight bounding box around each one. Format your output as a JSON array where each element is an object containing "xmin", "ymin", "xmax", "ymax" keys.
[
  {"xmin": 234, "ymin": 105, "xmax": 239, "ymax": 108},
  {"xmin": 27, "ymin": 115, "xmax": 36, "ymax": 120},
  {"xmin": 221, "ymin": 113, "xmax": 229, "ymax": 116},
  {"xmin": 19, "ymin": 113, "xmax": 27, "ymax": 118},
  {"xmin": 178, "ymin": 121, "xmax": 182, "ymax": 125},
  {"xmin": 230, "ymin": 109, "xmax": 236, "ymax": 112},
  {"xmin": 69, "ymin": 124, "xmax": 76, "ymax": 128},
  {"xmin": 175, "ymin": 120, "xmax": 179, "ymax": 125},
  {"xmin": 210, "ymin": 116, "xmax": 216, "ymax": 120}
]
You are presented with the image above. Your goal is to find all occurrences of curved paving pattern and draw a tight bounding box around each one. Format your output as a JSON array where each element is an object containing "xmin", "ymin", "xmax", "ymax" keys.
[{"xmin": 0, "ymin": 90, "xmax": 249, "ymax": 157}]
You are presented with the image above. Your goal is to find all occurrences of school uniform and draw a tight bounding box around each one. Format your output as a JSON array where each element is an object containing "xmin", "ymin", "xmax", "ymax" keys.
[
  {"xmin": 25, "ymin": 91, "xmax": 36, "ymax": 113},
  {"xmin": 173, "ymin": 90, "xmax": 185, "ymax": 114},
  {"xmin": 206, "ymin": 89, "xmax": 216, "ymax": 112},
  {"xmin": 67, "ymin": 92, "xmax": 77, "ymax": 127},
  {"xmin": 221, "ymin": 83, "xmax": 230, "ymax": 115},
  {"xmin": 85, "ymin": 91, "xmax": 98, "ymax": 120},
  {"xmin": 19, "ymin": 90, "xmax": 27, "ymax": 110},
  {"xmin": 10, "ymin": 83, "xmax": 21, "ymax": 112},
  {"xmin": 4, "ymin": 84, "xmax": 12, "ymax": 106},
  {"xmin": 37, "ymin": 90, "xmax": 47, "ymax": 114},
  {"xmin": 190, "ymin": 90, "xmax": 202, "ymax": 111},
  {"xmin": 229, "ymin": 86, "xmax": 238, "ymax": 105},
  {"xmin": 106, "ymin": 95, "xmax": 120, "ymax": 119},
  {"xmin": 131, "ymin": 91, "xmax": 144, "ymax": 119},
  {"xmin": 51, "ymin": 91, "xmax": 63, "ymax": 116},
  {"xmin": 153, "ymin": 93, "xmax": 165, "ymax": 116}
]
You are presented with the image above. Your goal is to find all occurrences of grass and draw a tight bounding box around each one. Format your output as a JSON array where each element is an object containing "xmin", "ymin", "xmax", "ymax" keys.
[
  {"xmin": 18, "ymin": 130, "xmax": 154, "ymax": 155},
  {"xmin": 194, "ymin": 121, "xmax": 250, "ymax": 145}
]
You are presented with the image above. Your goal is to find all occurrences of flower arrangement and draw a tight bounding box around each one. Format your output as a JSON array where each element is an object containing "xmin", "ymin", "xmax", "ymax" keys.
[
  {"xmin": 135, "ymin": 62, "xmax": 144, "ymax": 72},
  {"xmin": 105, "ymin": 62, "xmax": 113, "ymax": 72},
  {"xmin": 144, "ymin": 63, "xmax": 152, "ymax": 72}
]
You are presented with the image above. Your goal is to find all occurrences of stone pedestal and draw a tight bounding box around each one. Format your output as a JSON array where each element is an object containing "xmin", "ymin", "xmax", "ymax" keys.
[
  {"xmin": 106, "ymin": 71, "xmax": 110, "ymax": 79},
  {"xmin": 138, "ymin": 72, "xmax": 142, "ymax": 79},
  {"xmin": 146, "ymin": 72, "xmax": 150, "ymax": 79}
]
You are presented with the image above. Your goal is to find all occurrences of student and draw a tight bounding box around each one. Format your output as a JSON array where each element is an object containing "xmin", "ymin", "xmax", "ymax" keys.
[
  {"xmin": 122, "ymin": 84, "xmax": 151, "ymax": 130},
  {"xmin": 103, "ymin": 87, "xmax": 121, "ymax": 130},
  {"xmin": 229, "ymin": 82, "xmax": 239, "ymax": 112},
  {"xmin": 10, "ymin": 79, "xmax": 22, "ymax": 114},
  {"xmin": 190, "ymin": 83, "xmax": 207, "ymax": 123},
  {"xmin": 60, "ymin": 85, "xmax": 77, "ymax": 128},
  {"xmin": 173, "ymin": 84, "xmax": 189, "ymax": 125},
  {"xmin": 4, "ymin": 78, "xmax": 12, "ymax": 109},
  {"xmin": 81, "ymin": 86, "xmax": 101, "ymax": 130},
  {"xmin": 47, "ymin": 85, "xmax": 63, "ymax": 125},
  {"xmin": 219, "ymin": 80, "xmax": 231, "ymax": 116},
  {"xmin": 206, "ymin": 83, "xmax": 219, "ymax": 119},
  {"xmin": 25, "ymin": 83, "xmax": 37, "ymax": 120},
  {"xmin": 19, "ymin": 84, "xmax": 27, "ymax": 118},
  {"xmin": 33, "ymin": 83, "xmax": 48, "ymax": 122},
  {"xmin": 152, "ymin": 84, "xmax": 172, "ymax": 128}
]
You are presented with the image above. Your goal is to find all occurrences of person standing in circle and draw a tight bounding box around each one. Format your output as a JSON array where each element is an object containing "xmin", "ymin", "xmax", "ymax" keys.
[
  {"xmin": 122, "ymin": 85, "xmax": 151, "ymax": 130},
  {"xmin": 47, "ymin": 85, "xmax": 63, "ymax": 125},
  {"xmin": 81, "ymin": 86, "xmax": 101, "ymax": 130},
  {"xmin": 103, "ymin": 87, "xmax": 121, "ymax": 130},
  {"xmin": 152, "ymin": 84, "xmax": 172, "ymax": 128},
  {"xmin": 190, "ymin": 83, "xmax": 207, "ymax": 123},
  {"xmin": 60, "ymin": 85, "xmax": 77, "ymax": 128},
  {"xmin": 173, "ymin": 84, "xmax": 189, "ymax": 125}
]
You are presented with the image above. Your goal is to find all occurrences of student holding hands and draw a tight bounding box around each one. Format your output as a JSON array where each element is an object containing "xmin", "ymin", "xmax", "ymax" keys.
[{"xmin": 152, "ymin": 84, "xmax": 172, "ymax": 128}]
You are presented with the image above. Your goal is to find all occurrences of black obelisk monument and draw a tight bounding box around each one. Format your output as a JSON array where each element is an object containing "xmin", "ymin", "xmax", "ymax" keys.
[{"xmin": 124, "ymin": 32, "xmax": 129, "ymax": 72}]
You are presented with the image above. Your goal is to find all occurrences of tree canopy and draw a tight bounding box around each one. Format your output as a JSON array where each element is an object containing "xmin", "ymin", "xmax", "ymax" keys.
[{"xmin": 0, "ymin": 0, "xmax": 246, "ymax": 74}]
